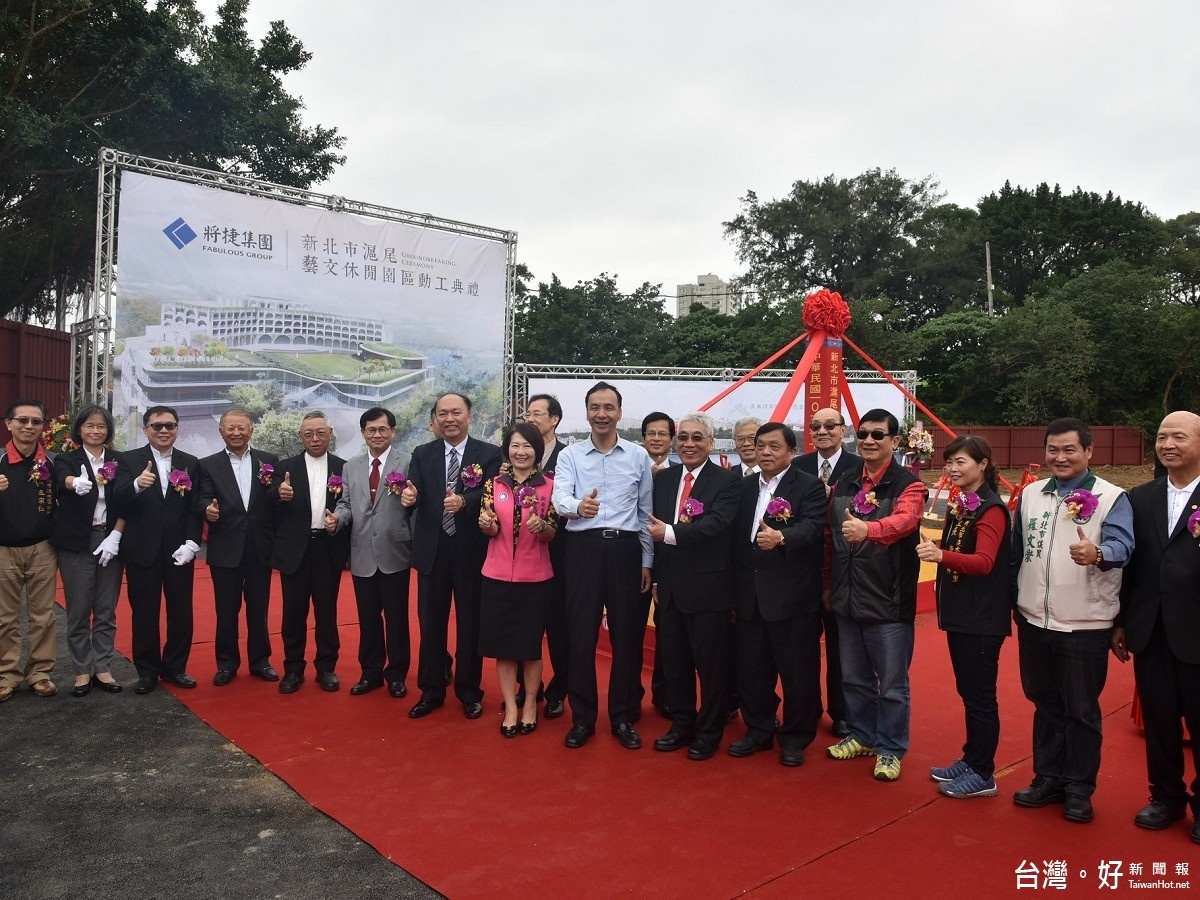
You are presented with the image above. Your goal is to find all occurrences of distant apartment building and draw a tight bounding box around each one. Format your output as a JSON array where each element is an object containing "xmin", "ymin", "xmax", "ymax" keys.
[
  {"xmin": 676, "ymin": 274, "xmax": 742, "ymax": 318},
  {"xmin": 160, "ymin": 297, "xmax": 383, "ymax": 349}
]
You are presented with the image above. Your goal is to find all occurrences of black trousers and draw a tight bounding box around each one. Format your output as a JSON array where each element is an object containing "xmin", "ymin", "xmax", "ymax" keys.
[
  {"xmin": 736, "ymin": 609, "xmax": 823, "ymax": 752},
  {"xmin": 946, "ymin": 630, "xmax": 1006, "ymax": 779},
  {"xmin": 125, "ymin": 553, "xmax": 195, "ymax": 680},
  {"xmin": 279, "ymin": 534, "xmax": 343, "ymax": 676},
  {"xmin": 565, "ymin": 531, "xmax": 649, "ymax": 729},
  {"xmin": 821, "ymin": 608, "xmax": 846, "ymax": 721},
  {"xmin": 352, "ymin": 568, "xmax": 411, "ymax": 684},
  {"xmin": 1133, "ymin": 614, "xmax": 1200, "ymax": 814},
  {"xmin": 416, "ymin": 530, "xmax": 483, "ymax": 704},
  {"xmin": 658, "ymin": 602, "xmax": 729, "ymax": 742},
  {"xmin": 210, "ymin": 541, "xmax": 272, "ymax": 673}
]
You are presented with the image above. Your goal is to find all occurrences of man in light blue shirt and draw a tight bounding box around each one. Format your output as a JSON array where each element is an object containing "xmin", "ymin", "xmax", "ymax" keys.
[{"xmin": 552, "ymin": 382, "xmax": 654, "ymax": 750}]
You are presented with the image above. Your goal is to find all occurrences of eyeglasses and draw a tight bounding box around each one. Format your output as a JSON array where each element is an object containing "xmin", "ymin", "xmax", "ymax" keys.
[
  {"xmin": 147, "ymin": 422, "xmax": 178, "ymax": 432},
  {"xmin": 856, "ymin": 429, "xmax": 891, "ymax": 441},
  {"xmin": 363, "ymin": 426, "xmax": 392, "ymax": 436},
  {"xmin": 810, "ymin": 422, "xmax": 843, "ymax": 432},
  {"xmin": 676, "ymin": 433, "xmax": 707, "ymax": 444},
  {"xmin": 523, "ymin": 410, "xmax": 547, "ymax": 419},
  {"xmin": 734, "ymin": 436, "xmax": 757, "ymax": 445},
  {"xmin": 9, "ymin": 416, "xmax": 45, "ymax": 427},
  {"xmin": 644, "ymin": 430, "xmax": 672, "ymax": 439}
]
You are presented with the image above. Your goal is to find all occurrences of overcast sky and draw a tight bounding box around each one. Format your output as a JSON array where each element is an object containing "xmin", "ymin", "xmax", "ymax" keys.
[{"xmin": 201, "ymin": 0, "xmax": 1200, "ymax": 306}]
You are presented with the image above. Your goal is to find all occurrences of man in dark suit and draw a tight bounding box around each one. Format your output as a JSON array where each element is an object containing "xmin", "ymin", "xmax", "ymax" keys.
[
  {"xmin": 329, "ymin": 406, "xmax": 414, "ymax": 698},
  {"xmin": 728, "ymin": 421, "xmax": 828, "ymax": 767},
  {"xmin": 113, "ymin": 405, "xmax": 203, "ymax": 693},
  {"xmin": 271, "ymin": 412, "xmax": 351, "ymax": 694},
  {"xmin": 794, "ymin": 406, "xmax": 859, "ymax": 738},
  {"xmin": 196, "ymin": 407, "xmax": 279, "ymax": 685},
  {"xmin": 1113, "ymin": 410, "xmax": 1200, "ymax": 844},
  {"xmin": 401, "ymin": 392, "xmax": 501, "ymax": 719},
  {"xmin": 647, "ymin": 411, "xmax": 741, "ymax": 760}
]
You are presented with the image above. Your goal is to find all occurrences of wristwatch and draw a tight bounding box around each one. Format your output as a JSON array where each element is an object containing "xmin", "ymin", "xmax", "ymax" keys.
[{"xmin": 1093, "ymin": 545, "xmax": 1104, "ymax": 566}]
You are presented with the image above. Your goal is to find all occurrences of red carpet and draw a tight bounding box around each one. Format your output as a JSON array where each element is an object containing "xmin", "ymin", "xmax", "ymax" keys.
[{"xmin": 95, "ymin": 566, "xmax": 1195, "ymax": 898}]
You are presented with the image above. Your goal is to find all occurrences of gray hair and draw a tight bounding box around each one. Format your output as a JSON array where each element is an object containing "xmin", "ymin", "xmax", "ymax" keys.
[
  {"xmin": 678, "ymin": 411, "xmax": 714, "ymax": 437},
  {"xmin": 733, "ymin": 415, "xmax": 762, "ymax": 432}
]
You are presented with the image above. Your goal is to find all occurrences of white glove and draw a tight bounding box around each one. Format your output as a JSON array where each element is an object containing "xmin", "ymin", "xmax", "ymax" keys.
[
  {"xmin": 93, "ymin": 530, "xmax": 122, "ymax": 567},
  {"xmin": 73, "ymin": 465, "xmax": 94, "ymax": 496},
  {"xmin": 172, "ymin": 540, "xmax": 200, "ymax": 567}
]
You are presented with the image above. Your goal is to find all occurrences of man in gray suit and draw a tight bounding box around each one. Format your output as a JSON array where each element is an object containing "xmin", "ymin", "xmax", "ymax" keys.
[{"xmin": 329, "ymin": 407, "xmax": 414, "ymax": 698}]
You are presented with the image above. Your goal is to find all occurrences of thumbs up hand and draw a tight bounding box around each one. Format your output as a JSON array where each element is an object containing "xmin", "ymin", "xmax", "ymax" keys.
[
  {"xmin": 841, "ymin": 507, "xmax": 868, "ymax": 544},
  {"xmin": 401, "ymin": 480, "xmax": 417, "ymax": 508},
  {"xmin": 756, "ymin": 518, "xmax": 784, "ymax": 550},
  {"xmin": 324, "ymin": 510, "xmax": 339, "ymax": 534},
  {"xmin": 646, "ymin": 513, "xmax": 666, "ymax": 542},
  {"xmin": 578, "ymin": 487, "xmax": 600, "ymax": 519},
  {"xmin": 478, "ymin": 497, "xmax": 498, "ymax": 533},
  {"xmin": 443, "ymin": 483, "xmax": 462, "ymax": 514},
  {"xmin": 137, "ymin": 460, "xmax": 157, "ymax": 490},
  {"xmin": 916, "ymin": 531, "xmax": 941, "ymax": 563},
  {"xmin": 72, "ymin": 464, "xmax": 94, "ymax": 495},
  {"xmin": 278, "ymin": 471, "xmax": 294, "ymax": 502},
  {"xmin": 1069, "ymin": 525, "xmax": 1100, "ymax": 567},
  {"xmin": 206, "ymin": 498, "xmax": 220, "ymax": 523}
]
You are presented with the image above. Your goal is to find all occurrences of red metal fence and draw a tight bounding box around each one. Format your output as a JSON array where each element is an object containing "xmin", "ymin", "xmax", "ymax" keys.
[
  {"xmin": 0, "ymin": 319, "xmax": 72, "ymax": 416},
  {"xmin": 931, "ymin": 425, "xmax": 1146, "ymax": 469}
]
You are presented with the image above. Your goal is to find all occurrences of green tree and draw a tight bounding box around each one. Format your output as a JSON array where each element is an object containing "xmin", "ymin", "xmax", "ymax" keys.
[
  {"xmin": 225, "ymin": 380, "xmax": 282, "ymax": 421},
  {"xmin": 251, "ymin": 408, "xmax": 338, "ymax": 458},
  {"xmin": 0, "ymin": 0, "xmax": 345, "ymax": 323}
]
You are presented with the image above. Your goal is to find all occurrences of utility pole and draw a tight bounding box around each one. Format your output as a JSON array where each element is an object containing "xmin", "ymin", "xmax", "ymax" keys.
[{"xmin": 985, "ymin": 241, "xmax": 995, "ymax": 316}]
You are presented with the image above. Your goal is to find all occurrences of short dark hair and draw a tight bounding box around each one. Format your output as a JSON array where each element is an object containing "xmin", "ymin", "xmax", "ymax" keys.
[
  {"xmin": 943, "ymin": 435, "xmax": 999, "ymax": 493},
  {"xmin": 142, "ymin": 405, "xmax": 179, "ymax": 426},
  {"xmin": 585, "ymin": 381, "xmax": 622, "ymax": 408},
  {"xmin": 502, "ymin": 421, "xmax": 545, "ymax": 465},
  {"xmin": 5, "ymin": 399, "xmax": 46, "ymax": 421},
  {"xmin": 431, "ymin": 392, "xmax": 472, "ymax": 418},
  {"xmin": 360, "ymin": 406, "xmax": 396, "ymax": 429},
  {"xmin": 527, "ymin": 393, "xmax": 562, "ymax": 422},
  {"xmin": 756, "ymin": 421, "xmax": 797, "ymax": 451},
  {"xmin": 1045, "ymin": 417, "xmax": 1092, "ymax": 449},
  {"xmin": 641, "ymin": 412, "xmax": 675, "ymax": 438},
  {"xmin": 859, "ymin": 408, "xmax": 899, "ymax": 436},
  {"xmin": 71, "ymin": 404, "xmax": 115, "ymax": 447}
]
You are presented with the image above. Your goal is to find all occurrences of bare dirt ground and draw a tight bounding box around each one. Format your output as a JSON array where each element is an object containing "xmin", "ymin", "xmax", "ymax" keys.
[{"xmin": 921, "ymin": 464, "xmax": 1155, "ymax": 492}]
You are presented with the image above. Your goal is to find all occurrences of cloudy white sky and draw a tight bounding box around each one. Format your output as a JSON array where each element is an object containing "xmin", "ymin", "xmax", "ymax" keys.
[{"xmin": 204, "ymin": 0, "xmax": 1200, "ymax": 305}]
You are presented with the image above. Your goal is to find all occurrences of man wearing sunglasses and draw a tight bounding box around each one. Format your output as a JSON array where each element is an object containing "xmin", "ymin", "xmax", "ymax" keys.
[
  {"xmin": 796, "ymin": 407, "xmax": 861, "ymax": 739},
  {"xmin": 0, "ymin": 400, "xmax": 59, "ymax": 702},
  {"xmin": 825, "ymin": 408, "xmax": 924, "ymax": 782},
  {"xmin": 113, "ymin": 406, "xmax": 203, "ymax": 693}
]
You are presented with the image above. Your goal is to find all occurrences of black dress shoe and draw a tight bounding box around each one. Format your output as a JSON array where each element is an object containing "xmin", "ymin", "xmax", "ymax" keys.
[
  {"xmin": 279, "ymin": 673, "xmax": 304, "ymax": 694},
  {"xmin": 501, "ymin": 723, "xmax": 519, "ymax": 738},
  {"xmin": 1063, "ymin": 795, "xmax": 1094, "ymax": 824},
  {"xmin": 1013, "ymin": 778, "xmax": 1066, "ymax": 808},
  {"xmin": 832, "ymin": 719, "xmax": 851, "ymax": 738},
  {"xmin": 463, "ymin": 701, "xmax": 484, "ymax": 719},
  {"xmin": 162, "ymin": 672, "xmax": 197, "ymax": 689},
  {"xmin": 612, "ymin": 722, "xmax": 642, "ymax": 750},
  {"xmin": 388, "ymin": 681, "xmax": 407, "ymax": 698},
  {"xmin": 133, "ymin": 677, "xmax": 157, "ymax": 694},
  {"xmin": 349, "ymin": 678, "xmax": 382, "ymax": 695},
  {"xmin": 727, "ymin": 736, "xmax": 773, "ymax": 757},
  {"xmin": 653, "ymin": 730, "xmax": 693, "ymax": 752},
  {"xmin": 1192, "ymin": 817, "xmax": 1200, "ymax": 845},
  {"xmin": 71, "ymin": 679, "xmax": 93, "ymax": 698},
  {"xmin": 687, "ymin": 737, "xmax": 718, "ymax": 761},
  {"xmin": 780, "ymin": 747, "xmax": 806, "ymax": 767},
  {"xmin": 94, "ymin": 677, "xmax": 122, "ymax": 694},
  {"xmin": 317, "ymin": 672, "xmax": 340, "ymax": 692},
  {"xmin": 564, "ymin": 724, "xmax": 595, "ymax": 748},
  {"xmin": 409, "ymin": 697, "xmax": 444, "ymax": 719},
  {"xmin": 251, "ymin": 665, "xmax": 279, "ymax": 682},
  {"xmin": 1134, "ymin": 800, "xmax": 1186, "ymax": 830},
  {"xmin": 544, "ymin": 699, "xmax": 565, "ymax": 719},
  {"xmin": 519, "ymin": 717, "xmax": 537, "ymax": 735},
  {"xmin": 213, "ymin": 670, "xmax": 235, "ymax": 686}
]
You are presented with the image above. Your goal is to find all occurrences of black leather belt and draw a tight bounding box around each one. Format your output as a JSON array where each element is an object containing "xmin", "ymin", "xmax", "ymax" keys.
[
  {"xmin": 578, "ymin": 528, "xmax": 635, "ymax": 539},
  {"xmin": 91, "ymin": 524, "xmax": 107, "ymax": 532},
  {"xmin": 309, "ymin": 529, "xmax": 326, "ymax": 538}
]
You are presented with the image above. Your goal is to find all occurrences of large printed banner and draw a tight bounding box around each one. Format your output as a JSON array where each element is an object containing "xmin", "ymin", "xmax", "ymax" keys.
[
  {"xmin": 528, "ymin": 376, "xmax": 907, "ymax": 453},
  {"xmin": 114, "ymin": 171, "xmax": 510, "ymax": 458}
]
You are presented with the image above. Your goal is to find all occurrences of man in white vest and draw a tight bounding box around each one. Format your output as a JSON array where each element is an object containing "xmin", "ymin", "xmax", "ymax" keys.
[{"xmin": 1011, "ymin": 418, "xmax": 1134, "ymax": 825}]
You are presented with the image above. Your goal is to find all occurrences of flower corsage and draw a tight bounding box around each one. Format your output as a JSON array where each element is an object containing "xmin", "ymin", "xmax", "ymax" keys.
[
  {"xmin": 1063, "ymin": 488, "xmax": 1099, "ymax": 524},
  {"xmin": 515, "ymin": 485, "xmax": 538, "ymax": 508},
  {"xmin": 946, "ymin": 491, "xmax": 980, "ymax": 520},
  {"xmin": 853, "ymin": 489, "xmax": 879, "ymax": 515},
  {"xmin": 95, "ymin": 461, "xmax": 118, "ymax": 486},
  {"xmin": 326, "ymin": 475, "xmax": 344, "ymax": 496},
  {"xmin": 168, "ymin": 469, "xmax": 192, "ymax": 494},
  {"xmin": 28, "ymin": 459, "xmax": 51, "ymax": 483},
  {"xmin": 258, "ymin": 463, "xmax": 274, "ymax": 486},
  {"xmin": 461, "ymin": 463, "xmax": 484, "ymax": 489},
  {"xmin": 385, "ymin": 471, "xmax": 407, "ymax": 495},
  {"xmin": 679, "ymin": 498, "xmax": 705, "ymax": 523},
  {"xmin": 1187, "ymin": 508, "xmax": 1200, "ymax": 539},
  {"xmin": 765, "ymin": 496, "xmax": 792, "ymax": 522}
]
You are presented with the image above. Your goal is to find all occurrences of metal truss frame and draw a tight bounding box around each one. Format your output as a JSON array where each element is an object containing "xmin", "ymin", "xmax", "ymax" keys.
[
  {"xmin": 83, "ymin": 147, "xmax": 518, "ymax": 409},
  {"xmin": 514, "ymin": 364, "xmax": 919, "ymax": 421}
]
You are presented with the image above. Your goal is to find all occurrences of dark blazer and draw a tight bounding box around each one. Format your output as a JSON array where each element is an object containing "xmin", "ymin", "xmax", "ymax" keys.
[
  {"xmin": 196, "ymin": 447, "xmax": 279, "ymax": 568},
  {"xmin": 270, "ymin": 452, "xmax": 351, "ymax": 575},
  {"xmin": 795, "ymin": 449, "xmax": 860, "ymax": 489},
  {"xmin": 407, "ymin": 436, "xmax": 503, "ymax": 575},
  {"xmin": 1119, "ymin": 477, "xmax": 1200, "ymax": 664},
  {"xmin": 50, "ymin": 447, "xmax": 124, "ymax": 552},
  {"xmin": 112, "ymin": 444, "xmax": 203, "ymax": 567},
  {"xmin": 543, "ymin": 439, "xmax": 566, "ymax": 477},
  {"xmin": 732, "ymin": 465, "xmax": 828, "ymax": 622},
  {"xmin": 652, "ymin": 462, "xmax": 740, "ymax": 614}
]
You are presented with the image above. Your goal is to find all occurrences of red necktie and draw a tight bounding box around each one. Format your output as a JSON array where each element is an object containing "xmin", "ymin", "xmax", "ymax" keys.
[
  {"xmin": 369, "ymin": 457, "xmax": 381, "ymax": 503},
  {"xmin": 677, "ymin": 471, "xmax": 694, "ymax": 521}
]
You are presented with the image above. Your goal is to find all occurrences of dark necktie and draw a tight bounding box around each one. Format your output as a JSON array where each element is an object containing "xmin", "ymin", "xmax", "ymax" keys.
[
  {"xmin": 820, "ymin": 459, "xmax": 832, "ymax": 484},
  {"xmin": 369, "ymin": 457, "xmax": 381, "ymax": 503},
  {"xmin": 443, "ymin": 448, "xmax": 459, "ymax": 535},
  {"xmin": 677, "ymin": 471, "xmax": 694, "ymax": 521}
]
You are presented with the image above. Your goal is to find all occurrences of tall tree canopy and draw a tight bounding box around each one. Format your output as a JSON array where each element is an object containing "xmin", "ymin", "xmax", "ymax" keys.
[{"xmin": 0, "ymin": 0, "xmax": 345, "ymax": 323}]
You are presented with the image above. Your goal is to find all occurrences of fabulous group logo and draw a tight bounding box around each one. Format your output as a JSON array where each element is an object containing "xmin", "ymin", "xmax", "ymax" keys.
[{"xmin": 162, "ymin": 217, "xmax": 197, "ymax": 249}]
